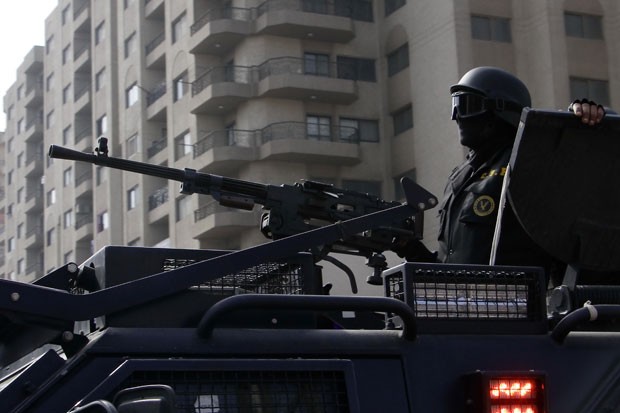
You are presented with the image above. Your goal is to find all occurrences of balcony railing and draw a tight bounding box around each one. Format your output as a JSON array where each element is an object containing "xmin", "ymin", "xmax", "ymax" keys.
[
  {"xmin": 75, "ymin": 125, "xmax": 91, "ymax": 143},
  {"xmin": 75, "ymin": 213, "xmax": 93, "ymax": 230},
  {"xmin": 26, "ymin": 149, "xmax": 44, "ymax": 165},
  {"xmin": 146, "ymin": 83, "xmax": 167, "ymax": 106},
  {"xmin": 149, "ymin": 187, "xmax": 169, "ymax": 211},
  {"xmin": 145, "ymin": 31, "xmax": 165, "ymax": 54},
  {"xmin": 147, "ymin": 139, "xmax": 167, "ymax": 158},
  {"xmin": 194, "ymin": 129, "xmax": 257, "ymax": 157},
  {"xmin": 192, "ymin": 66, "xmax": 253, "ymax": 95},
  {"xmin": 76, "ymin": 170, "xmax": 93, "ymax": 186},
  {"xmin": 191, "ymin": 7, "xmax": 254, "ymax": 34}
]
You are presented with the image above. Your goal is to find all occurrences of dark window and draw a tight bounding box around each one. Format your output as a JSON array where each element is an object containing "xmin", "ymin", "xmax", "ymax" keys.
[
  {"xmin": 385, "ymin": 0, "xmax": 405, "ymax": 17},
  {"xmin": 337, "ymin": 56, "xmax": 376, "ymax": 81},
  {"xmin": 304, "ymin": 53, "xmax": 330, "ymax": 76},
  {"xmin": 340, "ymin": 118, "xmax": 380, "ymax": 142},
  {"xmin": 565, "ymin": 12, "xmax": 603, "ymax": 39},
  {"xmin": 471, "ymin": 15, "xmax": 512, "ymax": 42},
  {"xmin": 393, "ymin": 105, "xmax": 413, "ymax": 135},
  {"xmin": 307, "ymin": 115, "xmax": 332, "ymax": 140},
  {"xmin": 570, "ymin": 77, "xmax": 610, "ymax": 106},
  {"xmin": 335, "ymin": 0, "xmax": 373, "ymax": 21},
  {"xmin": 302, "ymin": 0, "xmax": 328, "ymax": 14},
  {"xmin": 387, "ymin": 44, "xmax": 409, "ymax": 77}
]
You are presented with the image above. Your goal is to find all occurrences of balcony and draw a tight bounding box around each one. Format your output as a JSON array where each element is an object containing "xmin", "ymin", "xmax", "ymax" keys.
[
  {"xmin": 75, "ymin": 169, "xmax": 93, "ymax": 198},
  {"xmin": 190, "ymin": 7, "xmax": 253, "ymax": 55},
  {"xmin": 256, "ymin": 57, "xmax": 357, "ymax": 103},
  {"xmin": 255, "ymin": 0, "xmax": 354, "ymax": 43},
  {"xmin": 146, "ymin": 82, "xmax": 167, "ymax": 120},
  {"xmin": 145, "ymin": 31, "xmax": 166, "ymax": 69},
  {"xmin": 24, "ymin": 150, "xmax": 44, "ymax": 178},
  {"xmin": 25, "ymin": 187, "xmax": 43, "ymax": 213},
  {"xmin": 73, "ymin": 43, "xmax": 91, "ymax": 73},
  {"xmin": 145, "ymin": 0, "xmax": 164, "ymax": 20},
  {"xmin": 192, "ymin": 201, "xmax": 256, "ymax": 240},
  {"xmin": 75, "ymin": 212, "xmax": 93, "ymax": 242},
  {"xmin": 257, "ymin": 121, "xmax": 360, "ymax": 164},
  {"xmin": 191, "ymin": 66, "xmax": 254, "ymax": 114},
  {"xmin": 22, "ymin": 46, "xmax": 44, "ymax": 74},
  {"xmin": 24, "ymin": 80, "xmax": 44, "ymax": 108},
  {"xmin": 74, "ymin": 84, "xmax": 92, "ymax": 115},
  {"xmin": 148, "ymin": 186, "xmax": 169, "ymax": 225},
  {"xmin": 24, "ymin": 117, "xmax": 44, "ymax": 143},
  {"xmin": 193, "ymin": 129, "xmax": 258, "ymax": 173}
]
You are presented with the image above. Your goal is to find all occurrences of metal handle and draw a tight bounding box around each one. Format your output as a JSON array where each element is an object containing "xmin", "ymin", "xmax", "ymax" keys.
[{"xmin": 197, "ymin": 294, "xmax": 417, "ymax": 341}]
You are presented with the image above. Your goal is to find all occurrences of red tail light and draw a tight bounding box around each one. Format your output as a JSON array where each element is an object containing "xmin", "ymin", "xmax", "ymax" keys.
[{"xmin": 465, "ymin": 371, "xmax": 546, "ymax": 413}]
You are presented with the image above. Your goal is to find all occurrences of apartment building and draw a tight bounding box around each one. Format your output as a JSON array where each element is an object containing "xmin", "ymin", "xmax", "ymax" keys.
[{"xmin": 1, "ymin": 0, "xmax": 618, "ymax": 282}]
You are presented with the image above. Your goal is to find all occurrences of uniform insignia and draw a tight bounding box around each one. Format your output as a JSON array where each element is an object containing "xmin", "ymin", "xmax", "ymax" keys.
[{"xmin": 473, "ymin": 195, "xmax": 495, "ymax": 217}]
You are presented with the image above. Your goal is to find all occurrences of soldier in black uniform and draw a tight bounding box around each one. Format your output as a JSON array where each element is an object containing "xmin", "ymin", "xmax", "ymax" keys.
[{"xmin": 401, "ymin": 66, "xmax": 606, "ymax": 277}]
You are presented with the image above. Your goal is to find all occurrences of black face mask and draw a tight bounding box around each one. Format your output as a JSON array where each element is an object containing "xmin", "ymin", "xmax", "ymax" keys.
[{"xmin": 455, "ymin": 111, "xmax": 497, "ymax": 150}]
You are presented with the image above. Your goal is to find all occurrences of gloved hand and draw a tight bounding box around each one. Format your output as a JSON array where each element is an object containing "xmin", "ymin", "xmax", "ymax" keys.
[{"xmin": 391, "ymin": 238, "xmax": 438, "ymax": 263}]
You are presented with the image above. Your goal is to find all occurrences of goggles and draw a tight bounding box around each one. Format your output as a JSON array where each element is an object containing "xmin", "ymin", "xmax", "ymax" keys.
[{"xmin": 451, "ymin": 93, "xmax": 491, "ymax": 120}]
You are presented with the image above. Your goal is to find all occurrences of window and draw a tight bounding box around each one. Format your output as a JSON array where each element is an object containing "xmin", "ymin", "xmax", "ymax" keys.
[
  {"xmin": 7, "ymin": 105, "xmax": 12, "ymax": 120},
  {"xmin": 63, "ymin": 125, "xmax": 72, "ymax": 145},
  {"xmin": 175, "ymin": 131, "xmax": 192, "ymax": 160},
  {"xmin": 385, "ymin": 0, "xmax": 405, "ymax": 16},
  {"xmin": 7, "ymin": 203, "xmax": 13, "ymax": 216},
  {"xmin": 387, "ymin": 43, "xmax": 409, "ymax": 77},
  {"xmin": 63, "ymin": 167, "xmax": 73, "ymax": 186},
  {"xmin": 393, "ymin": 169, "xmax": 416, "ymax": 200},
  {"xmin": 306, "ymin": 115, "xmax": 332, "ymax": 140},
  {"xmin": 17, "ymin": 84, "xmax": 23, "ymax": 99},
  {"xmin": 47, "ymin": 228, "xmax": 55, "ymax": 246},
  {"xmin": 62, "ymin": 5, "xmax": 70, "ymax": 25},
  {"xmin": 95, "ymin": 68, "xmax": 105, "ymax": 91},
  {"xmin": 570, "ymin": 77, "xmax": 610, "ymax": 106},
  {"xmin": 304, "ymin": 53, "xmax": 330, "ymax": 76},
  {"xmin": 17, "ymin": 187, "xmax": 24, "ymax": 203},
  {"xmin": 174, "ymin": 73, "xmax": 187, "ymax": 101},
  {"xmin": 124, "ymin": 32, "xmax": 136, "ymax": 58},
  {"xmin": 17, "ymin": 259, "xmax": 25, "ymax": 275},
  {"xmin": 46, "ymin": 110, "xmax": 55, "ymax": 129},
  {"xmin": 17, "ymin": 153, "xmax": 23, "ymax": 168},
  {"xmin": 95, "ymin": 22, "xmax": 105, "ymax": 44},
  {"xmin": 8, "ymin": 138, "xmax": 13, "ymax": 153},
  {"xmin": 8, "ymin": 237, "xmax": 15, "ymax": 252},
  {"xmin": 62, "ymin": 44, "xmax": 71, "ymax": 64},
  {"xmin": 342, "ymin": 179, "xmax": 381, "ymax": 197},
  {"xmin": 64, "ymin": 209, "xmax": 73, "ymax": 229},
  {"xmin": 471, "ymin": 15, "xmax": 512, "ymax": 42},
  {"xmin": 337, "ymin": 56, "xmax": 376, "ymax": 81},
  {"xmin": 7, "ymin": 170, "xmax": 12, "ymax": 185},
  {"xmin": 340, "ymin": 118, "xmax": 379, "ymax": 142},
  {"xmin": 335, "ymin": 0, "xmax": 373, "ymax": 21},
  {"xmin": 302, "ymin": 0, "xmax": 328, "ymax": 14},
  {"xmin": 127, "ymin": 186, "xmax": 138, "ymax": 210},
  {"xmin": 46, "ymin": 35, "xmax": 54, "ymax": 54},
  {"xmin": 176, "ymin": 196, "xmax": 192, "ymax": 221},
  {"xmin": 17, "ymin": 118, "xmax": 23, "ymax": 134},
  {"xmin": 96, "ymin": 114, "xmax": 108, "ymax": 136},
  {"xmin": 126, "ymin": 83, "xmax": 139, "ymax": 107},
  {"xmin": 47, "ymin": 188, "xmax": 56, "ymax": 206},
  {"xmin": 63, "ymin": 84, "xmax": 71, "ymax": 104},
  {"xmin": 124, "ymin": 0, "xmax": 134, "ymax": 9},
  {"xmin": 393, "ymin": 105, "xmax": 413, "ymax": 135},
  {"xmin": 97, "ymin": 211, "xmax": 109, "ymax": 232},
  {"xmin": 17, "ymin": 223, "xmax": 23, "ymax": 238},
  {"xmin": 46, "ymin": 73, "xmax": 54, "ymax": 91},
  {"xmin": 126, "ymin": 133, "xmax": 138, "ymax": 157},
  {"xmin": 565, "ymin": 12, "xmax": 603, "ymax": 39},
  {"xmin": 172, "ymin": 13, "xmax": 187, "ymax": 43}
]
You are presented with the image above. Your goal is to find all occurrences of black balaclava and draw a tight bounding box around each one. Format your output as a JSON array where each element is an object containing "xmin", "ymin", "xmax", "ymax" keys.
[{"xmin": 456, "ymin": 111, "xmax": 517, "ymax": 162}]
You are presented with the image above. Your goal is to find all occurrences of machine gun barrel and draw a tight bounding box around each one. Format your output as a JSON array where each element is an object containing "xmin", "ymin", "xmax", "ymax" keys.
[{"xmin": 48, "ymin": 144, "xmax": 268, "ymax": 201}]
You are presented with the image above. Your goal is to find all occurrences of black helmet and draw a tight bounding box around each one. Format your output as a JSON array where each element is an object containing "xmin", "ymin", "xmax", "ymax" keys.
[{"xmin": 450, "ymin": 66, "xmax": 531, "ymax": 128}]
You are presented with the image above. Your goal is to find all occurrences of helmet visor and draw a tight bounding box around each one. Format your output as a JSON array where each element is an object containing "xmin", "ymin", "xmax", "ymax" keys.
[{"xmin": 451, "ymin": 93, "xmax": 488, "ymax": 120}]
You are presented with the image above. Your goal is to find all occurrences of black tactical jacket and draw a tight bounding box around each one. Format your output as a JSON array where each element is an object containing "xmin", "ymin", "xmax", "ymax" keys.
[{"xmin": 437, "ymin": 141, "xmax": 550, "ymax": 268}]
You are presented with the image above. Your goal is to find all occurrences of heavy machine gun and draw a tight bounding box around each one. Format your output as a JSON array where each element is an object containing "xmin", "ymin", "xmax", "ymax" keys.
[{"xmin": 49, "ymin": 138, "xmax": 437, "ymax": 287}]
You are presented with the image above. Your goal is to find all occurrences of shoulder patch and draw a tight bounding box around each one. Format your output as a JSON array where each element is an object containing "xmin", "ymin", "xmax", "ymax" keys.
[{"xmin": 473, "ymin": 195, "xmax": 495, "ymax": 217}]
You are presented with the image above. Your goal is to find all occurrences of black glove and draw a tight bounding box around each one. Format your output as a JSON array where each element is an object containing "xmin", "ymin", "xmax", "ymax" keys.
[{"xmin": 392, "ymin": 238, "xmax": 438, "ymax": 262}]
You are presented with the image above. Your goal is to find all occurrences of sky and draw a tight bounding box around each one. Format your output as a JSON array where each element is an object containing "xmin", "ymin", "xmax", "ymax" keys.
[{"xmin": 0, "ymin": 0, "xmax": 59, "ymax": 131}]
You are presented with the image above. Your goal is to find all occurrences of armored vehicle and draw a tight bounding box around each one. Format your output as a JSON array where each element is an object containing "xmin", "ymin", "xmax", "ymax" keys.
[{"xmin": 1, "ymin": 109, "xmax": 619, "ymax": 412}]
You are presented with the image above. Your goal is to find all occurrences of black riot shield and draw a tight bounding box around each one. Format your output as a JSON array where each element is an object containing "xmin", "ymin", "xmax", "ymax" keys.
[{"xmin": 508, "ymin": 108, "xmax": 620, "ymax": 271}]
